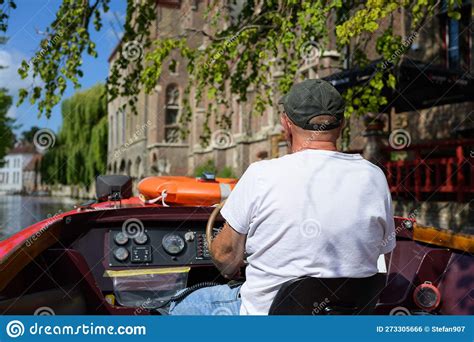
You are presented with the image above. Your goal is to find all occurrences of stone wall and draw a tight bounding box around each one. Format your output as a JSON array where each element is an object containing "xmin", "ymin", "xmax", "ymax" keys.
[{"xmin": 393, "ymin": 199, "xmax": 474, "ymax": 234}]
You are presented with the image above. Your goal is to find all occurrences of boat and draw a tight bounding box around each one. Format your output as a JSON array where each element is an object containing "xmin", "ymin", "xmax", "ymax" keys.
[{"xmin": 0, "ymin": 175, "xmax": 472, "ymax": 315}]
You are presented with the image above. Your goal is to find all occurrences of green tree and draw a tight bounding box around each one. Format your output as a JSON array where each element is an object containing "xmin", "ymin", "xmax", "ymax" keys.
[
  {"xmin": 0, "ymin": 9, "xmax": 16, "ymax": 164},
  {"xmin": 20, "ymin": 126, "xmax": 40, "ymax": 143},
  {"xmin": 0, "ymin": 88, "xmax": 15, "ymax": 166},
  {"xmin": 2, "ymin": 0, "xmax": 464, "ymax": 140},
  {"xmin": 41, "ymin": 84, "xmax": 107, "ymax": 186}
]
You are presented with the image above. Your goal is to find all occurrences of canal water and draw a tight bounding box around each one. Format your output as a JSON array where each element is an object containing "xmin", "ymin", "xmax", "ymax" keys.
[{"xmin": 0, "ymin": 195, "xmax": 76, "ymax": 240}]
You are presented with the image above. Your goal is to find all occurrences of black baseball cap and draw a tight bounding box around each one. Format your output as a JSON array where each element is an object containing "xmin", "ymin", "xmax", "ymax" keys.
[{"xmin": 278, "ymin": 79, "xmax": 345, "ymax": 131}]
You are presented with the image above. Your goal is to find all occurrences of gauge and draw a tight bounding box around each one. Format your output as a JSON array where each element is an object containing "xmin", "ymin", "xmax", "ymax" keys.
[
  {"xmin": 184, "ymin": 231, "xmax": 195, "ymax": 242},
  {"xmin": 113, "ymin": 247, "xmax": 129, "ymax": 261},
  {"xmin": 114, "ymin": 232, "xmax": 129, "ymax": 245},
  {"xmin": 134, "ymin": 233, "xmax": 149, "ymax": 245},
  {"xmin": 162, "ymin": 233, "xmax": 185, "ymax": 255}
]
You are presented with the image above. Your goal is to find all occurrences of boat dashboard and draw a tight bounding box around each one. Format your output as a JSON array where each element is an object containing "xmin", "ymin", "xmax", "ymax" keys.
[
  {"xmin": 0, "ymin": 206, "xmax": 229, "ymax": 315},
  {"xmin": 105, "ymin": 224, "xmax": 215, "ymax": 268}
]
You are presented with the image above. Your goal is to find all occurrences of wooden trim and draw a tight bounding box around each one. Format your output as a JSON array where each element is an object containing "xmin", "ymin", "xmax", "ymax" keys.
[{"xmin": 413, "ymin": 223, "xmax": 474, "ymax": 253}]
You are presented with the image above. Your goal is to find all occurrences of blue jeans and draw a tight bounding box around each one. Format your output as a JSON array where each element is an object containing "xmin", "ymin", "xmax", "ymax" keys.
[{"xmin": 169, "ymin": 284, "xmax": 242, "ymax": 315}]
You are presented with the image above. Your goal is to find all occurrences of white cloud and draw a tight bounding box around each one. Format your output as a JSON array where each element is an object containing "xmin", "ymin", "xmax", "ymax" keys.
[
  {"xmin": 6, "ymin": 105, "xmax": 17, "ymax": 119},
  {"xmin": 0, "ymin": 48, "xmax": 36, "ymax": 94}
]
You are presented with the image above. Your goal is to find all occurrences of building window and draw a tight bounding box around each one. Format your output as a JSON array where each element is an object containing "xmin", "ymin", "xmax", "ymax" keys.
[
  {"xmin": 110, "ymin": 115, "xmax": 114, "ymax": 148},
  {"xmin": 164, "ymin": 84, "xmax": 180, "ymax": 143},
  {"xmin": 448, "ymin": 18, "xmax": 460, "ymax": 69},
  {"xmin": 115, "ymin": 110, "xmax": 119, "ymax": 147},
  {"xmin": 115, "ymin": 108, "xmax": 126, "ymax": 147},
  {"xmin": 121, "ymin": 108, "xmax": 126, "ymax": 144},
  {"xmin": 440, "ymin": 1, "xmax": 471, "ymax": 71}
]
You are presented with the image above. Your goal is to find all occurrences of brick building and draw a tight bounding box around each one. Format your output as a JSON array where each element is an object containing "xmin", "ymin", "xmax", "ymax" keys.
[{"xmin": 107, "ymin": 0, "xmax": 473, "ymax": 229}]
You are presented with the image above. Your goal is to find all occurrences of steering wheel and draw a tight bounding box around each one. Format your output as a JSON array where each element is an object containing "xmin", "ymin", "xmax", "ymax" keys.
[{"xmin": 205, "ymin": 201, "xmax": 225, "ymax": 251}]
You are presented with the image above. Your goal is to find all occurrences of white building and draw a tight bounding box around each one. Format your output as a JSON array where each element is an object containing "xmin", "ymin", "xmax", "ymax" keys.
[{"xmin": 0, "ymin": 144, "xmax": 36, "ymax": 193}]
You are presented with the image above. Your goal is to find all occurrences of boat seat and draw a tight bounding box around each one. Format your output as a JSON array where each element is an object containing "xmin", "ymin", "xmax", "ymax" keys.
[{"xmin": 268, "ymin": 273, "xmax": 386, "ymax": 315}]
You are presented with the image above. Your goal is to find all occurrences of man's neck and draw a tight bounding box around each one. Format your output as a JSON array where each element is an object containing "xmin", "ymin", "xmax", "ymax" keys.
[{"xmin": 290, "ymin": 141, "xmax": 338, "ymax": 153}]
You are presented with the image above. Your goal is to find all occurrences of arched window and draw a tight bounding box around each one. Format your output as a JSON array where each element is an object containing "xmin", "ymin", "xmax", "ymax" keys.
[
  {"xmin": 115, "ymin": 110, "xmax": 120, "ymax": 146},
  {"xmin": 164, "ymin": 84, "xmax": 180, "ymax": 143},
  {"xmin": 150, "ymin": 153, "xmax": 158, "ymax": 174},
  {"xmin": 135, "ymin": 156, "xmax": 142, "ymax": 179}
]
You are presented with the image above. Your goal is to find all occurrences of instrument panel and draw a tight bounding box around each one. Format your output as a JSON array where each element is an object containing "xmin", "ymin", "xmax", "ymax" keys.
[{"xmin": 107, "ymin": 228, "xmax": 216, "ymax": 267}]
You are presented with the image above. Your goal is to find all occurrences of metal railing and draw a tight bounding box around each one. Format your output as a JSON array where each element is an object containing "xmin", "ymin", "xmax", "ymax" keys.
[{"xmin": 383, "ymin": 139, "xmax": 474, "ymax": 201}]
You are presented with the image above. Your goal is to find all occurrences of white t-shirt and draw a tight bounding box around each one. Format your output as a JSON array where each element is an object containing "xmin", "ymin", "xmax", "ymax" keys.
[{"xmin": 220, "ymin": 149, "xmax": 396, "ymax": 315}]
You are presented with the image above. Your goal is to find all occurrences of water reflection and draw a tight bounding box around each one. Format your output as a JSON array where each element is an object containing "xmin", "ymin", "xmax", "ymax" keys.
[{"xmin": 0, "ymin": 195, "xmax": 76, "ymax": 240}]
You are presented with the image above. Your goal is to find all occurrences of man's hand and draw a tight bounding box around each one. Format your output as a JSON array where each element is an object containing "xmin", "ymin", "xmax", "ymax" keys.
[{"xmin": 209, "ymin": 222, "xmax": 246, "ymax": 279}]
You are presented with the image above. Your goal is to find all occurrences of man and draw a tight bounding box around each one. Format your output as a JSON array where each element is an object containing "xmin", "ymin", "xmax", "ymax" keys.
[{"xmin": 169, "ymin": 79, "xmax": 396, "ymax": 315}]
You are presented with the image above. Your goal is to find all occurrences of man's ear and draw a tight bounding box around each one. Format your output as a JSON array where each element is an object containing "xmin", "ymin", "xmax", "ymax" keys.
[
  {"xmin": 280, "ymin": 114, "xmax": 292, "ymax": 132},
  {"xmin": 280, "ymin": 114, "xmax": 293, "ymax": 147}
]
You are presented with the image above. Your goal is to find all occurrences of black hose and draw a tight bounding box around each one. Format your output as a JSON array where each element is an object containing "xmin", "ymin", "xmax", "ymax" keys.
[
  {"xmin": 151, "ymin": 281, "xmax": 222, "ymax": 311},
  {"xmin": 170, "ymin": 281, "xmax": 222, "ymax": 304}
]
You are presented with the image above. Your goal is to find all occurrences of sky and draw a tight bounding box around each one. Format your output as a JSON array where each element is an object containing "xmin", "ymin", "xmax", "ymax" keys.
[{"xmin": 0, "ymin": 0, "xmax": 127, "ymax": 136}]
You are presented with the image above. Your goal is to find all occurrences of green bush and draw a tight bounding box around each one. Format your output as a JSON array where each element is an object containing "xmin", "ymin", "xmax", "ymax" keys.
[
  {"xmin": 194, "ymin": 160, "xmax": 217, "ymax": 177},
  {"xmin": 217, "ymin": 166, "xmax": 236, "ymax": 178},
  {"xmin": 194, "ymin": 160, "xmax": 236, "ymax": 178}
]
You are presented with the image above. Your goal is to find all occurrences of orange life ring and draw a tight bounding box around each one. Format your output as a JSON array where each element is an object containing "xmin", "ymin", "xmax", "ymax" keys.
[{"xmin": 137, "ymin": 176, "xmax": 237, "ymax": 206}]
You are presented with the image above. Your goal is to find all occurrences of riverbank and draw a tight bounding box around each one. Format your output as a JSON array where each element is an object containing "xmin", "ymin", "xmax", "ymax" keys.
[
  {"xmin": 50, "ymin": 184, "xmax": 96, "ymax": 200},
  {"xmin": 0, "ymin": 195, "xmax": 76, "ymax": 240}
]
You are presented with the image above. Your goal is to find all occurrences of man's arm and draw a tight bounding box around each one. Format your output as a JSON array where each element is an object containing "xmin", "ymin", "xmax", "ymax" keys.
[{"xmin": 209, "ymin": 222, "xmax": 246, "ymax": 279}]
